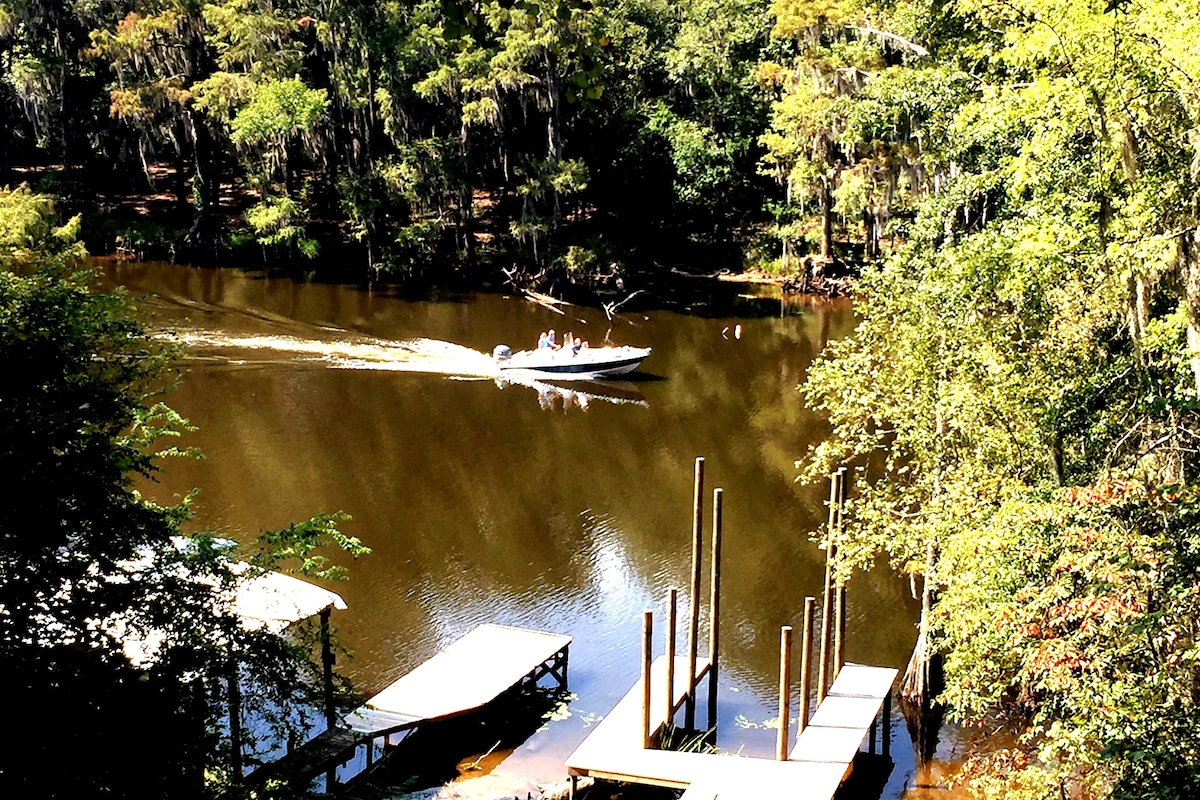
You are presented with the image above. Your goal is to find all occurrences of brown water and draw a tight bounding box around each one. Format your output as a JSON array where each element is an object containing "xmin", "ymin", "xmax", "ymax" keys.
[{"xmin": 99, "ymin": 261, "xmax": 959, "ymax": 797}]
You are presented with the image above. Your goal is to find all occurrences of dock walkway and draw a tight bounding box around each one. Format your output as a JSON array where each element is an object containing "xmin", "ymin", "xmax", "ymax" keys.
[
  {"xmin": 565, "ymin": 662, "xmax": 895, "ymax": 800},
  {"xmin": 344, "ymin": 623, "xmax": 571, "ymax": 737},
  {"xmin": 257, "ymin": 623, "xmax": 571, "ymax": 791}
]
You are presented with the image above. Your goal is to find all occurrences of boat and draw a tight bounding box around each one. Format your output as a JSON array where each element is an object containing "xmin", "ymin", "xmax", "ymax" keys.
[{"xmin": 491, "ymin": 344, "xmax": 651, "ymax": 378}]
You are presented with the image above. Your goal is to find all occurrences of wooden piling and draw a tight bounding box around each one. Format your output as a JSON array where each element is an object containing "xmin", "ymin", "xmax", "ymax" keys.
[
  {"xmin": 798, "ymin": 597, "xmax": 815, "ymax": 735},
  {"xmin": 686, "ymin": 456, "xmax": 705, "ymax": 729},
  {"xmin": 777, "ymin": 626, "xmax": 793, "ymax": 761},
  {"xmin": 817, "ymin": 471, "xmax": 838, "ymax": 700},
  {"xmin": 833, "ymin": 585, "xmax": 846, "ymax": 681},
  {"xmin": 883, "ymin": 690, "xmax": 892, "ymax": 758},
  {"xmin": 707, "ymin": 488, "xmax": 723, "ymax": 731},
  {"xmin": 642, "ymin": 610, "xmax": 653, "ymax": 748},
  {"xmin": 665, "ymin": 588, "xmax": 678, "ymax": 726}
]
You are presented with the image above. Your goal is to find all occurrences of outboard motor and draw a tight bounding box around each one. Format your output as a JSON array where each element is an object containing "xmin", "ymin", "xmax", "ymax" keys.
[{"xmin": 492, "ymin": 344, "xmax": 513, "ymax": 361}]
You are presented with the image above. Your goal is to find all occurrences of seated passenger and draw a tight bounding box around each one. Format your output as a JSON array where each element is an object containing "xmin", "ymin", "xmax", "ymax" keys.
[
  {"xmin": 571, "ymin": 336, "xmax": 582, "ymax": 355},
  {"xmin": 537, "ymin": 331, "xmax": 550, "ymax": 349}
]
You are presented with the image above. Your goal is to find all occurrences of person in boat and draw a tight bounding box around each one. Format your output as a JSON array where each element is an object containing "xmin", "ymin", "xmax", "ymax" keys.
[
  {"xmin": 548, "ymin": 329, "xmax": 557, "ymax": 348},
  {"xmin": 561, "ymin": 331, "xmax": 572, "ymax": 351},
  {"xmin": 537, "ymin": 331, "xmax": 551, "ymax": 349},
  {"xmin": 571, "ymin": 336, "xmax": 582, "ymax": 355}
]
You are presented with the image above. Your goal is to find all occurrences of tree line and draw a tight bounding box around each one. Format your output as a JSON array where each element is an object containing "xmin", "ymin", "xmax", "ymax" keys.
[
  {"xmin": 0, "ymin": 0, "xmax": 982, "ymax": 291},
  {"xmin": 0, "ymin": 0, "xmax": 790, "ymax": 286}
]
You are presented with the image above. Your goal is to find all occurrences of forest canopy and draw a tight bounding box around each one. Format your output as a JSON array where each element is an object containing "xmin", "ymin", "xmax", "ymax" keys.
[{"xmin": 0, "ymin": 0, "xmax": 783, "ymax": 284}]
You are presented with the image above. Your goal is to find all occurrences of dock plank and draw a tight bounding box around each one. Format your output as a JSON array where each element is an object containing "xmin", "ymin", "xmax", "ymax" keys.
[
  {"xmin": 566, "ymin": 654, "xmax": 711, "ymax": 771},
  {"xmin": 569, "ymin": 661, "xmax": 895, "ymax": 800},
  {"xmin": 342, "ymin": 707, "xmax": 421, "ymax": 736},
  {"xmin": 363, "ymin": 624, "xmax": 571, "ymax": 724},
  {"xmin": 787, "ymin": 725, "xmax": 865, "ymax": 763},
  {"xmin": 789, "ymin": 664, "xmax": 896, "ymax": 763}
]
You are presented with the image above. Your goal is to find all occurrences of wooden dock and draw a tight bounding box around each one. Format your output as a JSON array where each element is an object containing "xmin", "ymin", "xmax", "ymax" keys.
[
  {"xmin": 256, "ymin": 623, "xmax": 571, "ymax": 791},
  {"xmin": 344, "ymin": 623, "xmax": 571, "ymax": 737},
  {"xmin": 563, "ymin": 460, "xmax": 899, "ymax": 800},
  {"xmin": 565, "ymin": 662, "xmax": 895, "ymax": 800}
]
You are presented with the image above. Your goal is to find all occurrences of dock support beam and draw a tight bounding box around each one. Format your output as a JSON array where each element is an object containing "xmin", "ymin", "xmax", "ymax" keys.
[
  {"xmin": 686, "ymin": 457, "xmax": 705, "ymax": 730},
  {"xmin": 777, "ymin": 626, "xmax": 793, "ymax": 761},
  {"xmin": 834, "ymin": 585, "xmax": 846, "ymax": 683},
  {"xmin": 228, "ymin": 657, "xmax": 244, "ymax": 779},
  {"xmin": 798, "ymin": 597, "xmax": 815, "ymax": 736},
  {"xmin": 883, "ymin": 690, "xmax": 892, "ymax": 759},
  {"xmin": 666, "ymin": 588, "xmax": 677, "ymax": 727},
  {"xmin": 707, "ymin": 488, "xmax": 723, "ymax": 733},
  {"xmin": 642, "ymin": 610, "xmax": 654, "ymax": 748},
  {"xmin": 321, "ymin": 608, "xmax": 336, "ymax": 730}
]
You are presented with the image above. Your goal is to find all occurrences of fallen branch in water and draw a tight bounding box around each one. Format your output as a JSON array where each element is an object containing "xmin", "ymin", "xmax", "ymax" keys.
[
  {"xmin": 523, "ymin": 290, "xmax": 567, "ymax": 315},
  {"xmin": 603, "ymin": 289, "xmax": 644, "ymax": 320},
  {"xmin": 464, "ymin": 739, "xmax": 502, "ymax": 771}
]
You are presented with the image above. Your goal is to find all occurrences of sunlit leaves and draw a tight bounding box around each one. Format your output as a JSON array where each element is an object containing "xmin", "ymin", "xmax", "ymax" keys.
[
  {"xmin": 0, "ymin": 186, "xmax": 86, "ymax": 271},
  {"xmin": 244, "ymin": 196, "xmax": 318, "ymax": 257},
  {"xmin": 798, "ymin": 0, "xmax": 1200, "ymax": 795},
  {"xmin": 937, "ymin": 481, "xmax": 1200, "ymax": 798},
  {"xmin": 230, "ymin": 77, "xmax": 327, "ymax": 148},
  {"xmin": 769, "ymin": 0, "xmax": 855, "ymax": 39},
  {"xmin": 251, "ymin": 512, "xmax": 368, "ymax": 582},
  {"xmin": 202, "ymin": 0, "xmax": 302, "ymax": 78}
]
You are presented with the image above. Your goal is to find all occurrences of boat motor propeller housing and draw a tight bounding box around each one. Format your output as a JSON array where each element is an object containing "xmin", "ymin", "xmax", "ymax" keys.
[{"xmin": 492, "ymin": 344, "xmax": 513, "ymax": 361}]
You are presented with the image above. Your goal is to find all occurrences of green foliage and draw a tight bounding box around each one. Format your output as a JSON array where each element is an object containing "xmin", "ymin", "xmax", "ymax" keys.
[
  {"xmin": 230, "ymin": 77, "xmax": 327, "ymax": 148},
  {"xmin": 938, "ymin": 481, "xmax": 1200, "ymax": 799},
  {"xmin": 0, "ymin": 184, "xmax": 86, "ymax": 270},
  {"xmin": 245, "ymin": 196, "xmax": 319, "ymax": 258},
  {"xmin": 796, "ymin": 0, "xmax": 1200, "ymax": 796},
  {"xmin": 2, "ymin": 0, "xmax": 782, "ymax": 274},
  {"xmin": 647, "ymin": 104, "xmax": 736, "ymax": 208},
  {"xmin": 251, "ymin": 512, "xmax": 369, "ymax": 582},
  {"xmin": 0, "ymin": 188, "xmax": 366, "ymax": 797}
]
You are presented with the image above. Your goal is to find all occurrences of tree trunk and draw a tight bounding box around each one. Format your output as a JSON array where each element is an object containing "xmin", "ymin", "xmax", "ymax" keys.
[
  {"xmin": 545, "ymin": 52, "xmax": 565, "ymax": 229},
  {"xmin": 899, "ymin": 542, "xmax": 945, "ymax": 764},
  {"xmin": 819, "ymin": 174, "xmax": 835, "ymax": 263},
  {"xmin": 460, "ymin": 125, "xmax": 476, "ymax": 269},
  {"xmin": 182, "ymin": 109, "xmax": 220, "ymax": 263},
  {"xmin": 862, "ymin": 205, "xmax": 877, "ymax": 260},
  {"xmin": 1183, "ymin": 234, "xmax": 1200, "ymax": 397}
]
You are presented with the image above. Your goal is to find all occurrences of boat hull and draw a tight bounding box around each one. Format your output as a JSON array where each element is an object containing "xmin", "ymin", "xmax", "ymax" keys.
[{"xmin": 497, "ymin": 346, "xmax": 651, "ymax": 378}]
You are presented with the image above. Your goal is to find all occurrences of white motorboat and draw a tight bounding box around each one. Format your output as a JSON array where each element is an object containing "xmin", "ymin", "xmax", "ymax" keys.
[{"xmin": 492, "ymin": 344, "xmax": 651, "ymax": 377}]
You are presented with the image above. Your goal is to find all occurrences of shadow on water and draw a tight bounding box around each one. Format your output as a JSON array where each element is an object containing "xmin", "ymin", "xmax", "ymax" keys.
[
  {"xmin": 354, "ymin": 686, "xmax": 571, "ymax": 799},
  {"xmin": 836, "ymin": 753, "xmax": 896, "ymax": 800}
]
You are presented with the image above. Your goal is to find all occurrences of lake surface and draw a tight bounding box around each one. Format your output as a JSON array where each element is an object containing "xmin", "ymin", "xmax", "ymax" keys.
[{"xmin": 99, "ymin": 261, "xmax": 956, "ymax": 798}]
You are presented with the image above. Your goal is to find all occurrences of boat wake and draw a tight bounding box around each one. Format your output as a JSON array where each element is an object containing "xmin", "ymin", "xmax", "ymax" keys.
[
  {"xmin": 161, "ymin": 329, "xmax": 502, "ymax": 378},
  {"xmin": 158, "ymin": 329, "xmax": 647, "ymax": 410}
]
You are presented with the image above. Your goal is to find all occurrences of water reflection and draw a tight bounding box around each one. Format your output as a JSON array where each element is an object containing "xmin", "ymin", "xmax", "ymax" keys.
[
  {"xmin": 495, "ymin": 374, "xmax": 649, "ymax": 411},
  {"xmin": 96, "ymin": 261, "xmax": 938, "ymax": 797}
]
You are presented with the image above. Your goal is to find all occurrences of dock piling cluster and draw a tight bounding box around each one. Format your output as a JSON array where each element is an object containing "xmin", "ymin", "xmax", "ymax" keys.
[{"xmin": 565, "ymin": 459, "xmax": 895, "ymax": 800}]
